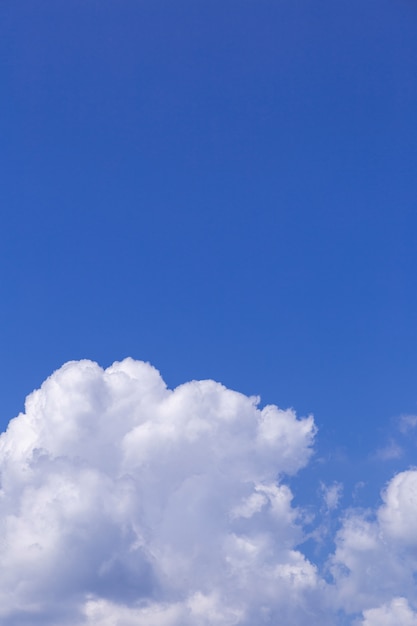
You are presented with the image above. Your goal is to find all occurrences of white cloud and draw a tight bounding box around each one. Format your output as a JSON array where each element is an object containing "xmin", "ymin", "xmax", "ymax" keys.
[
  {"xmin": 378, "ymin": 469, "xmax": 417, "ymax": 544},
  {"xmin": 399, "ymin": 414, "xmax": 417, "ymax": 434},
  {"xmin": 330, "ymin": 469, "xmax": 417, "ymax": 618},
  {"xmin": 374, "ymin": 439, "xmax": 403, "ymax": 461},
  {"xmin": 320, "ymin": 481, "xmax": 343, "ymax": 511},
  {"xmin": 0, "ymin": 358, "xmax": 319, "ymax": 625},
  {"xmin": 361, "ymin": 597, "xmax": 417, "ymax": 626},
  {"xmin": 2, "ymin": 358, "xmax": 417, "ymax": 625}
]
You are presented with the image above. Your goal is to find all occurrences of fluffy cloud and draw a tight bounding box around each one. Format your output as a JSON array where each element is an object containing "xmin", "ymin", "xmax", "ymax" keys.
[
  {"xmin": 0, "ymin": 358, "xmax": 320, "ymax": 625},
  {"xmin": 361, "ymin": 598, "xmax": 417, "ymax": 626},
  {"xmin": 330, "ymin": 469, "xmax": 417, "ymax": 620},
  {"xmin": 1, "ymin": 358, "xmax": 417, "ymax": 625}
]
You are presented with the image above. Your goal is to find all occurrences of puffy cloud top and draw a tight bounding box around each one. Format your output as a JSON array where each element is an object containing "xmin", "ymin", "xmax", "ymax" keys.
[
  {"xmin": 361, "ymin": 597, "xmax": 417, "ymax": 626},
  {"xmin": 1, "ymin": 358, "xmax": 417, "ymax": 625},
  {"xmin": 379, "ymin": 470, "xmax": 417, "ymax": 544},
  {"xmin": 0, "ymin": 359, "xmax": 318, "ymax": 625}
]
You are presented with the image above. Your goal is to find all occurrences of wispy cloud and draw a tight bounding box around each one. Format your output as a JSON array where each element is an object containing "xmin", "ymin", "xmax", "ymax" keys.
[
  {"xmin": 399, "ymin": 414, "xmax": 417, "ymax": 434},
  {"xmin": 374, "ymin": 439, "xmax": 403, "ymax": 461},
  {"xmin": 320, "ymin": 481, "xmax": 343, "ymax": 512}
]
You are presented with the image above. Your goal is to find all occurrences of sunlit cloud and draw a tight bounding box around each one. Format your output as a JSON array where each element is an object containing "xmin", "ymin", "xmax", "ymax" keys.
[{"xmin": 0, "ymin": 359, "xmax": 416, "ymax": 625}]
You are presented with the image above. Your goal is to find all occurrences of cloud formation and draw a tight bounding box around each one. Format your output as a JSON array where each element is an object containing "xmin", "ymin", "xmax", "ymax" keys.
[
  {"xmin": 330, "ymin": 468, "xmax": 417, "ymax": 620},
  {"xmin": 0, "ymin": 358, "xmax": 416, "ymax": 624},
  {"xmin": 0, "ymin": 359, "xmax": 319, "ymax": 625},
  {"xmin": 361, "ymin": 598, "xmax": 417, "ymax": 626}
]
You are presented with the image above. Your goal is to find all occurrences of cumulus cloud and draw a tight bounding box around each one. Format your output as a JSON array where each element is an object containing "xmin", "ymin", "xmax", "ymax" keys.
[
  {"xmin": 330, "ymin": 468, "xmax": 417, "ymax": 620},
  {"xmin": 361, "ymin": 597, "xmax": 417, "ymax": 626},
  {"xmin": 1, "ymin": 357, "xmax": 417, "ymax": 625},
  {"xmin": 0, "ymin": 358, "xmax": 321, "ymax": 625}
]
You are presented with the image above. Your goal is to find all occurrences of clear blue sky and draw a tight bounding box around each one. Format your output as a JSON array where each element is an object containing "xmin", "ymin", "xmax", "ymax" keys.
[{"xmin": 1, "ymin": 0, "xmax": 417, "ymax": 489}]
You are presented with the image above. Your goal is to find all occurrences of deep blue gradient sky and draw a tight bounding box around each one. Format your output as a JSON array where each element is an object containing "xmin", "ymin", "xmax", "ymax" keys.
[{"xmin": 1, "ymin": 0, "xmax": 417, "ymax": 493}]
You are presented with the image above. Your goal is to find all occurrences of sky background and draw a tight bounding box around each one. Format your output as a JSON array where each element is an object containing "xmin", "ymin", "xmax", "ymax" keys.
[
  {"xmin": 1, "ymin": 1, "xmax": 417, "ymax": 624},
  {"xmin": 1, "ymin": 0, "xmax": 417, "ymax": 532}
]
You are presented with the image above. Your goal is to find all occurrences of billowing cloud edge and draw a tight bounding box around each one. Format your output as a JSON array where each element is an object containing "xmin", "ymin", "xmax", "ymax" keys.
[{"xmin": 0, "ymin": 358, "xmax": 416, "ymax": 625}]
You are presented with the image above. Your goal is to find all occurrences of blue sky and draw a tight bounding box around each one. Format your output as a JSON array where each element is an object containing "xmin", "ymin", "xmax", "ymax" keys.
[
  {"xmin": 2, "ymin": 0, "xmax": 416, "ymax": 442},
  {"xmin": 1, "ymin": 1, "xmax": 417, "ymax": 623}
]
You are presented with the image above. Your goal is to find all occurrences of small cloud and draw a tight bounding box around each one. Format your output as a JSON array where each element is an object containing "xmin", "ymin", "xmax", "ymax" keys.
[
  {"xmin": 320, "ymin": 481, "xmax": 343, "ymax": 512},
  {"xmin": 399, "ymin": 414, "xmax": 417, "ymax": 434},
  {"xmin": 374, "ymin": 439, "xmax": 403, "ymax": 461},
  {"xmin": 361, "ymin": 597, "xmax": 417, "ymax": 626},
  {"xmin": 352, "ymin": 481, "xmax": 366, "ymax": 501}
]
